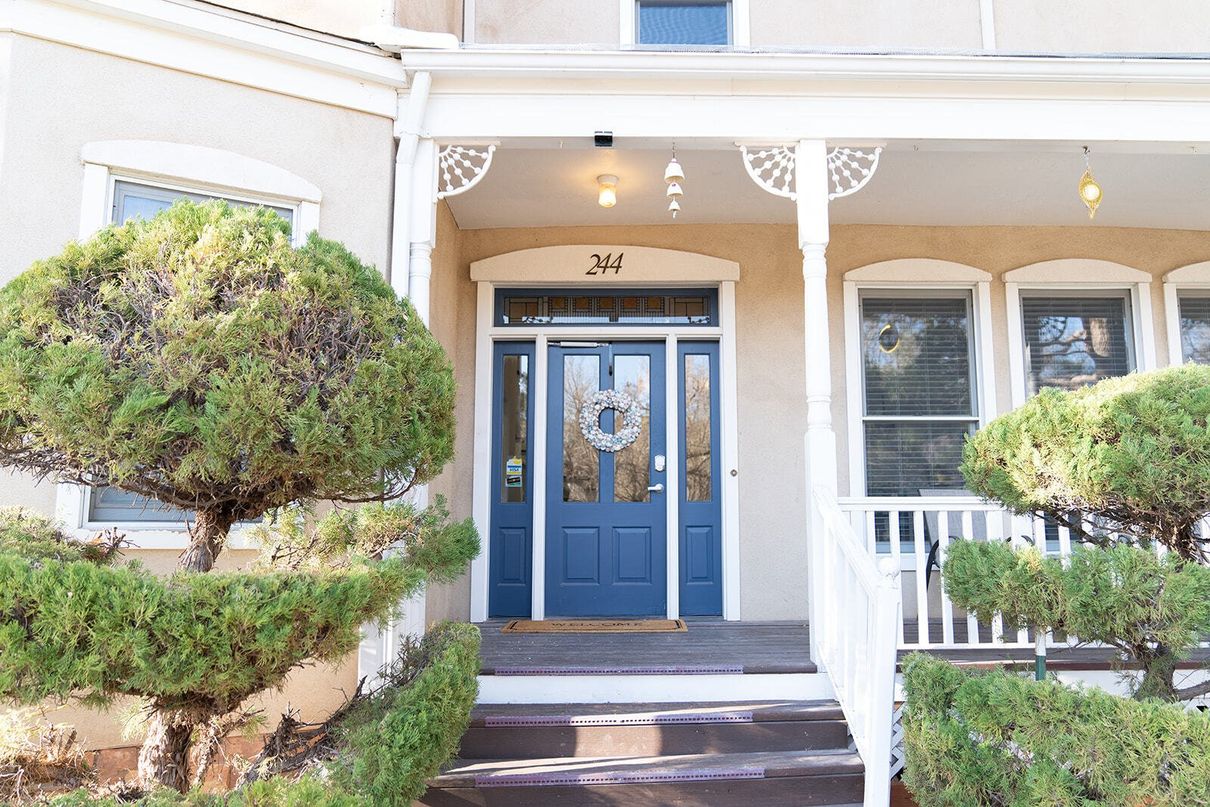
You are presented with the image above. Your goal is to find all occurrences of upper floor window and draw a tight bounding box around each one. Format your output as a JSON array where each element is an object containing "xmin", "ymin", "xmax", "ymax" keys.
[
  {"xmin": 1177, "ymin": 293, "xmax": 1210, "ymax": 364},
  {"xmin": 860, "ymin": 292, "xmax": 978, "ymax": 497},
  {"xmin": 1020, "ymin": 294, "xmax": 1134, "ymax": 396},
  {"xmin": 637, "ymin": 1, "xmax": 731, "ymax": 46}
]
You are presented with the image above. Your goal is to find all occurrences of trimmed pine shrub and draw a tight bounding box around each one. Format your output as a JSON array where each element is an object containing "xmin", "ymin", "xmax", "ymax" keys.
[
  {"xmin": 902, "ymin": 653, "xmax": 1210, "ymax": 806},
  {"xmin": 960, "ymin": 364, "xmax": 1210, "ymax": 560}
]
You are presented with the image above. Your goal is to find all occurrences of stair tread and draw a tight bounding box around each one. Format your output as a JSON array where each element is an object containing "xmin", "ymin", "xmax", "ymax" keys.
[
  {"xmin": 431, "ymin": 749, "xmax": 863, "ymax": 788},
  {"xmin": 469, "ymin": 700, "xmax": 843, "ymax": 726}
]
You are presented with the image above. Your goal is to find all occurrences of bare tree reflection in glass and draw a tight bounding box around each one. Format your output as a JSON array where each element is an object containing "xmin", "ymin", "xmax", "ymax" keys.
[
  {"xmin": 562, "ymin": 355, "xmax": 600, "ymax": 502},
  {"xmin": 614, "ymin": 355, "xmax": 652, "ymax": 503}
]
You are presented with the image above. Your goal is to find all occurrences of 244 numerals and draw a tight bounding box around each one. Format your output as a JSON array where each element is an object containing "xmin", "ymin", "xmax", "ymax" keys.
[{"xmin": 586, "ymin": 253, "xmax": 623, "ymax": 275}]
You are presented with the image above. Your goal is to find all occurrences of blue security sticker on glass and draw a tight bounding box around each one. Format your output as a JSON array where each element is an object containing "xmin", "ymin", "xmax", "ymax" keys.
[{"xmin": 505, "ymin": 456, "xmax": 523, "ymax": 488}]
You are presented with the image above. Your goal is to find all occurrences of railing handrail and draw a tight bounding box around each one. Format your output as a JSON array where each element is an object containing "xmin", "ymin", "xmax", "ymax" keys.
[
  {"xmin": 838, "ymin": 495, "xmax": 1001, "ymax": 511},
  {"xmin": 813, "ymin": 486, "xmax": 901, "ymax": 807}
]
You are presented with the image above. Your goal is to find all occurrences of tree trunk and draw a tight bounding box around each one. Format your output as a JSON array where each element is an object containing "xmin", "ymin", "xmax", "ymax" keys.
[
  {"xmin": 1135, "ymin": 648, "xmax": 1179, "ymax": 702},
  {"xmin": 137, "ymin": 709, "xmax": 195, "ymax": 793},
  {"xmin": 178, "ymin": 506, "xmax": 238, "ymax": 572}
]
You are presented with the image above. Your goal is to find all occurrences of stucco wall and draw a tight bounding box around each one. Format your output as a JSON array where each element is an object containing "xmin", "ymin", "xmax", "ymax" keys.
[
  {"xmin": 751, "ymin": 0, "xmax": 981, "ymax": 51},
  {"xmin": 424, "ymin": 202, "xmax": 476, "ymax": 624},
  {"xmin": 474, "ymin": 0, "xmax": 619, "ymax": 46},
  {"xmin": 0, "ymin": 35, "xmax": 395, "ymax": 749},
  {"xmin": 993, "ymin": 0, "xmax": 1210, "ymax": 54}
]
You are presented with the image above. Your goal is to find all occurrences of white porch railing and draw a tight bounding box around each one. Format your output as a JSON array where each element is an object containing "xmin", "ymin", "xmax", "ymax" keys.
[
  {"xmin": 813, "ymin": 487, "xmax": 901, "ymax": 807},
  {"xmin": 837, "ymin": 495, "xmax": 1080, "ymax": 650}
]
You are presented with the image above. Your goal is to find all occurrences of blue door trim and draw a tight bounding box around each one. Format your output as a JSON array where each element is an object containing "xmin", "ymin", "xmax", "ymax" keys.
[
  {"xmin": 488, "ymin": 341, "xmax": 535, "ymax": 618},
  {"xmin": 546, "ymin": 342, "xmax": 668, "ymax": 617},
  {"xmin": 677, "ymin": 341, "xmax": 723, "ymax": 616}
]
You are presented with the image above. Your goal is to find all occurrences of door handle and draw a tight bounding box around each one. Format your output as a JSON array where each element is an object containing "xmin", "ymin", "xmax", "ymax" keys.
[{"xmin": 647, "ymin": 483, "xmax": 665, "ymax": 493}]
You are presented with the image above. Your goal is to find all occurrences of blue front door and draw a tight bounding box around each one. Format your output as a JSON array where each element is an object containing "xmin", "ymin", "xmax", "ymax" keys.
[{"xmin": 546, "ymin": 342, "xmax": 667, "ymax": 617}]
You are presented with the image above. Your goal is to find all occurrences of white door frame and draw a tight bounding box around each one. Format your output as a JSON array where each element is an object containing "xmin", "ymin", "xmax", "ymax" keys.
[{"xmin": 468, "ymin": 246, "xmax": 741, "ymax": 622}]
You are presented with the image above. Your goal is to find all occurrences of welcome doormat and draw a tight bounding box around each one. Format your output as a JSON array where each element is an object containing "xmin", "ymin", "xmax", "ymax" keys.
[{"xmin": 501, "ymin": 619, "xmax": 688, "ymax": 633}]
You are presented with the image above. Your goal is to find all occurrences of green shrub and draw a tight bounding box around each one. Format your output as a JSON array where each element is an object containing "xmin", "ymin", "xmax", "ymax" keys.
[
  {"xmin": 47, "ymin": 622, "xmax": 481, "ymax": 807},
  {"xmin": 0, "ymin": 200, "xmax": 466, "ymax": 791},
  {"xmin": 0, "ymin": 553, "xmax": 413, "ymax": 711},
  {"xmin": 0, "ymin": 200, "xmax": 456, "ymax": 572},
  {"xmin": 942, "ymin": 539, "xmax": 1064, "ymax": 632},
  {"xmin": 960, "ymin": 364, "xmax": 1210, "ymax": 559},
  {"xmin": 944, "ymin": 541, "xmax": 1210, "ymax": 701},
  {"xmin": 0, "ymin": 507, "xmax": 120, "ymax": 565},
  {"xmin": 902, "ymin": 653, "xmax": 1210, "ymax": 806},
  {"xmin": 332, "ymin": 621, "xmax": 480, "ymax": 806}
]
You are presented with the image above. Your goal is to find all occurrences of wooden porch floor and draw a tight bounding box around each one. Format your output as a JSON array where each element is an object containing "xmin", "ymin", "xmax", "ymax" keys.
[
  {"xmin": 477, "ymin": 619, "xmax": 1210, "ymax": 674},
  {"xmin": 478, "ymin": 620, "xmax": 816, "ymax": 675}
]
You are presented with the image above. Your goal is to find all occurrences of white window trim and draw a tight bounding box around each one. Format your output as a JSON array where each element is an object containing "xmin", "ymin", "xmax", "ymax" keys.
[
  {"xmin": 1005, "ymin": 259, "xmax": 1156, "ymax": 409},
  {"xmin": 842, "ymin": 260, "xmax": 996, "ymax": 501},
  {"xmin": 1163, "ymin": 261, "xmax": 1210, "ymax": 366},
  {"xmin": 621, "ymin": 0, "xmax": 750, "ymax": 47},
  {"xmin": 59, "ymin": 140, "xmax": 323, "ymax": 545},
  {"xmin": 468, "ymin": 245, "xmax": 742, "ymax": 623}
]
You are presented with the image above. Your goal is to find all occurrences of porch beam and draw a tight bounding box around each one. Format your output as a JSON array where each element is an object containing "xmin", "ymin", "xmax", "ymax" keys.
[{"xmin": 418, "ymin": 92, "xmax": 1210, "ymax": 145}]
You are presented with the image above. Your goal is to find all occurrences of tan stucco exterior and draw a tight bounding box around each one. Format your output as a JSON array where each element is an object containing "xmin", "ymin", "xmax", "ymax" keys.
[
  {"xmin": 751, "ymin": 0, "xmax": 982, "ymax": 51},
  {"xmin": 473, "ymin": 0, "xmax": 620, "ymax": 45}
]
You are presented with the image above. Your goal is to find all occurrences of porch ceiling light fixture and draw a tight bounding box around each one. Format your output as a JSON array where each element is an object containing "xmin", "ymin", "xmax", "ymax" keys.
[
  {"xmin": 597, "ymin": 174, "xmax": 619, "ymax": 209},
  {"xmin": 1079, "ymin": 146, "xmax": 1103, "ymax": 219},
  {"xmin": 664, "ymin": 147, "xmax": 685, "ymax": 219}
]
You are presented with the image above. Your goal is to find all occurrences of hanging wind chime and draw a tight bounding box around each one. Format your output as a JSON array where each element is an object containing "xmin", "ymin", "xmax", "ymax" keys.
[
  {"xmin": 1079, "ymin": 146, "xmax": 1103, "ymax": 220},
  {"xmin": 664, "ymin": 147, "xmax": 685, "ymax": 218}
]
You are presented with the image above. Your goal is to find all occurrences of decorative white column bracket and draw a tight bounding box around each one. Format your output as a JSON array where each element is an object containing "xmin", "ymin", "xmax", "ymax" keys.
[
  {"xmin": 826, "ymin": 147, "xmax": 882, "ymax": 200},
  {"xmin": 739, "ymin": 144, "xmax": 883, "ymax": 201},
  {"xmin": 435, "ymin": 144, "xmax": 497, "ymax": 199}
]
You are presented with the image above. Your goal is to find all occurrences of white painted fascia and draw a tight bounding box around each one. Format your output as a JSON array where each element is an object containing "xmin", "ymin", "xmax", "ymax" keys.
[
  {"xmin": 363, "ymin": 23, "xmax": 458, "ymax": 52},
  {"xmin": 3, "ymin": 0, "xmax": 405, "ymax": 116},
  {"xmin": 402, "ymin": 47, "xmax": 1210, "ymax": 87}
]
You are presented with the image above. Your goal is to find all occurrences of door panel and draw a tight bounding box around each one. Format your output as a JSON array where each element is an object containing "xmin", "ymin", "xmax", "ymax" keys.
[
  {"xmin": 547, "ymin": 342, "xmax": 667, "ymax": 617},
  {"xmin": 488, "ymin": 343, "xmax": 535, "ymax": 617},
  {"xmin": 678, "ymin": 342, "xmax": 723, "ymax": 615}
]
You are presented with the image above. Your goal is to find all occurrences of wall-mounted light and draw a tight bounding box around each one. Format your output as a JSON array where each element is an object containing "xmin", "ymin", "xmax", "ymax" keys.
[{"xmin": 597, "ymin": 174, "xmax": 618, "ymax": 208}]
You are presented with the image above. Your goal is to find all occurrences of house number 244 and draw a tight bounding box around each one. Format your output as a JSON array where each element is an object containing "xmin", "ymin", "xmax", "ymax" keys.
[{"xmin": 585, "ymin": 253, "xmax": 623, "ymax": 275}]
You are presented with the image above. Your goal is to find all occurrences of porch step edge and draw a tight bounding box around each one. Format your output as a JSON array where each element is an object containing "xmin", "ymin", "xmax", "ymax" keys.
[
  {"xmin": 430, "ymin": 748, "xmax": 864, "ymax": 790},
  {"xmin": 469, "ymin": 699, "xmax": 844, "ymax": 727},
  {"xmin": 475, "ymin": 672, "xmax": 834, "ymax": 704}
]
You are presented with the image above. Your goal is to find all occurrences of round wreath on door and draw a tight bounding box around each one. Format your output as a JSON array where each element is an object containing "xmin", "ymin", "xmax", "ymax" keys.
[{"xmin": 579, "ymin": 389, "xmax": 643, "ymax": 452}]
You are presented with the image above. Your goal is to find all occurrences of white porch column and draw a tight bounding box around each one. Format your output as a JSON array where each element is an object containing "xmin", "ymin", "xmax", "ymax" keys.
[
  {"xmin": 740, "ymin": 140, "xmax": 881, "ymax": 664},
  {"xmin": 795, "ymin": 140, "xmax": 837, "ymax": 662}
]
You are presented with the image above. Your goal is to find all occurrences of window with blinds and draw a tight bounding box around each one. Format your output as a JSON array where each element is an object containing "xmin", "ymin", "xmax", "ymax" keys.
[
  {"xmin": 87, "ymin": 181, "xmax": 294, "ymax": 524},
  {"xmin": 860, "ymin": 294, "xmax": 978, "ymax": 497},
  {"xmin": 1020, "ymin": 295, "xmax": 1133, "ymax": 397},
  {"xmin": 1179, "ymin": 294, "xmax": 1210, "ymax": 364}
]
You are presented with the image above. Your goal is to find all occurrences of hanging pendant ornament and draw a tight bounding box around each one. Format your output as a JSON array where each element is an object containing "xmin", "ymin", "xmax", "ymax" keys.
[
  {"xmin": 664, "ymin": 146, "xmax": 685, "ymax": 219},
  {"xmin": 1079, "ymin": 146, "xmax": 1103, "ymax": 220},
  {"xmin": 579, "ymin": 389, "xmax": 643, "ymax": 452}
]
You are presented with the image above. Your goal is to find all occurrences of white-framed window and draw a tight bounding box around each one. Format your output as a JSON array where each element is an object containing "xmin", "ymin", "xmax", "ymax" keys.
[
  {"xmin": 622, "ymin": 0, "xmax": 749, "ymax": 47},
  {"xmin": 57, "ymin": 141, "xmax": 321, "ymax": 542},
  {"xmin": 1162, "ymin": 262, "xmax": 1210, "ymax": 366},
  {"xmin": 843, "ymin": 260, "xmax": 996, "ymax": 500},
  {"xmin": 858, "ymin": 291, "xmax": 979, "ymax": 497},
  {"xmin": 1005, "ymin": 260, "xmax": 1155, "ymax": 408}
]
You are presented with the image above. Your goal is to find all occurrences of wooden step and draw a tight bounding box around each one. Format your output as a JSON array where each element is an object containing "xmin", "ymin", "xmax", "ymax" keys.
[
  {"xmin": 461, "ymin": 700, "xmax": 849, "ymax": 758},
  {"xmin": 419, "ymin": 748, "xmax": 864, "ymax": 806}
]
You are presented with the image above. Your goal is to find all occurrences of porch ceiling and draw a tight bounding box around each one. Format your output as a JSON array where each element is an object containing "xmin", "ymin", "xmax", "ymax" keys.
[{"xmin": 445, "ymin": 141, "xmax": 1210, "ymax": 231}]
